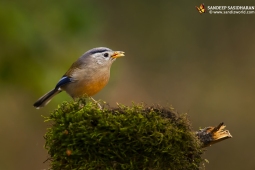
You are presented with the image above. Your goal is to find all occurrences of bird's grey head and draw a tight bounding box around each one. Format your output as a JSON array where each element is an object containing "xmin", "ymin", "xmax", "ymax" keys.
[{"xmin": 83, "ymin": 47, "xmax": 124, "ymax": 66}]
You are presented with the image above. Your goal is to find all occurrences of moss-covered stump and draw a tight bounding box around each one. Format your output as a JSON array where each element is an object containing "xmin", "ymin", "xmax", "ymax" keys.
[{"xmin": 44, "ymin": 98, "xmax": 203, "ymax": 170}]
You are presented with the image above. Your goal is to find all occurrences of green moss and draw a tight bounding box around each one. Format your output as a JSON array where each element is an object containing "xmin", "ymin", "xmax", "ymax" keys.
[{"xmin": 44, "ymin": 98, "xmax": 203, "ymax": 170}]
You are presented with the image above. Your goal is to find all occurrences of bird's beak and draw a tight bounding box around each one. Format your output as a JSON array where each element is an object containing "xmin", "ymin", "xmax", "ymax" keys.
[{"xmin": 111, "ymin": 51, "xmax": 125, "ymax": 59}]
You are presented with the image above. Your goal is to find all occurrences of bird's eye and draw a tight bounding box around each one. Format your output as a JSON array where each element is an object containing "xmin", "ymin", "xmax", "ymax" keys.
[{"xmin": 104, "ymin": 53, "xmax": 109, "ymax": 57}]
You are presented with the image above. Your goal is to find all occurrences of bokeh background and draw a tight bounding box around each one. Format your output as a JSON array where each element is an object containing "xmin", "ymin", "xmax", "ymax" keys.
[{"xmin": 1, "ymin": 0, "xmax": 255, "ymax": 169}]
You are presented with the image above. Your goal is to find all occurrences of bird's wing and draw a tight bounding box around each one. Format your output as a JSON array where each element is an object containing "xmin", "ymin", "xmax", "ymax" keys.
[
  {"xmin": 55, "ymin": 76, "xmax": 72, "ymax": 90},
  {"xmin": 64, "ymin": 60, "xmax": 84, "ymax": 77},
  {"xmin": 57, "ymin": 58, "xmax": 87, "ymax": 89}
]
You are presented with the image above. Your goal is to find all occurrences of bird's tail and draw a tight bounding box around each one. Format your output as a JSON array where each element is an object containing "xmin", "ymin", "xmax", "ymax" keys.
[{"xmin": 33, "ymin": 88, "xmax": 61, "ymax": 109}]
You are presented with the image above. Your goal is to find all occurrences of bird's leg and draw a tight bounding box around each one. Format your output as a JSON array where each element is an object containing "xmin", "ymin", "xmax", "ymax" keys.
[{"xmin": 90, "ymin": 97, "xmax": 102, "ymax": 109}]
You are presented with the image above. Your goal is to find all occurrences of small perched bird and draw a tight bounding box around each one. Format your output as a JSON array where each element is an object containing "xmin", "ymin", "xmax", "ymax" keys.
[{"xmin": 33, "ymin": 47, "xmax": 124, "ymax": 109}]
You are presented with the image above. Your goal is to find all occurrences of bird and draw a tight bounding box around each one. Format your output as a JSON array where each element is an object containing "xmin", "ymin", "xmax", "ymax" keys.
[{"xmin": 33, "ymin": 47, "xmax": 124, "ymax": 109}]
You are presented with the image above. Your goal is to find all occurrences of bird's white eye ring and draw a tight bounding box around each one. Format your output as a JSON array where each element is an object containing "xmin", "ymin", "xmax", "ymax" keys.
[{"xmin": 103, "ymin": 53, "xmax": 109, "ymax": 57}]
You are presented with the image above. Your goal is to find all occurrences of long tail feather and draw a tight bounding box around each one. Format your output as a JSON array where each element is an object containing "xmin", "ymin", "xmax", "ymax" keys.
[{"xmin": 33, "ymin": 89, "xmax": 61, "ymax": 109}]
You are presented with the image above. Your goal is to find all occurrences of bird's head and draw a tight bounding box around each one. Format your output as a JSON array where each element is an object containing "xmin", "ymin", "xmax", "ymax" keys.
[{"xmin": 84, "ymin": 47, "xmax": 124, "ymax": 66}]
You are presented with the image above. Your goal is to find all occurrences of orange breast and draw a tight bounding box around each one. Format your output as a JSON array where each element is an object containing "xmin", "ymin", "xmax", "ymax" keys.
[
  {"xmin": 62, "ymin": 75, "xmax": 110, "ymax": 98},
  {"xmin": 79, "ymin": 77, "xmax": 109, "ymax": 96}
]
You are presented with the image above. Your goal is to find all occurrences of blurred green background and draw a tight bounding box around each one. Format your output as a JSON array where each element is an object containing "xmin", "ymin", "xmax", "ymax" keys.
[{"xmin": 1, "ymin": 0, "xmax": 255, "ymax": 169}]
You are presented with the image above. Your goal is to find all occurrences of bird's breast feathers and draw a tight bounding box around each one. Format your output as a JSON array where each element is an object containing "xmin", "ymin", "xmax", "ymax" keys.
[{"xmin": 62, "ymin": 70, "xmax": 110, "ymax": 98}]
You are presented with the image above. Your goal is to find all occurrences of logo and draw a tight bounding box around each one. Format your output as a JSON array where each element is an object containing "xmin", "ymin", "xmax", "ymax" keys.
[
  {"xmin": 196, "ymin": 3, "xmax": 206, "ymax": 14},
  {"xmin": 195, "ymin": 3, "xmax": 255, "ymax": 15}
]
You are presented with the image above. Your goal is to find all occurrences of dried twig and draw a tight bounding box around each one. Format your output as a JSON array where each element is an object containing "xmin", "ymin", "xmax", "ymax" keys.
[{"xmin": 196, "ymin": 122, "xmax": 232, "ymax": 147}]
